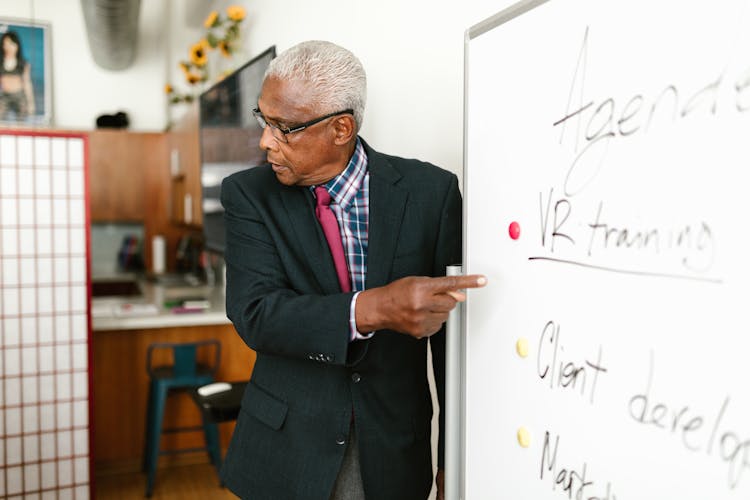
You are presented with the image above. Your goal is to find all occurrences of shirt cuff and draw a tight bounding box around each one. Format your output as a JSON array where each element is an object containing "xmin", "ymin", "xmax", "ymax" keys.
[{"xmin": 349, "ymin": 291, "xmax": 375, "ymax": 341}]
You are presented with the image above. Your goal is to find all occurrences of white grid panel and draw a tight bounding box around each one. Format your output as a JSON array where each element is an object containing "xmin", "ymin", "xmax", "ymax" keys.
[{"xmin": 0, "ymin": 132, "xmax": 90, "ymax": 499}]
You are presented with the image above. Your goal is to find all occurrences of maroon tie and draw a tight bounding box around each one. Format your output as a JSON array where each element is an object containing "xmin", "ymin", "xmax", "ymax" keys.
[{"xmin": 314, "ymin": 186, "xmax": 352, "ymax": 293}]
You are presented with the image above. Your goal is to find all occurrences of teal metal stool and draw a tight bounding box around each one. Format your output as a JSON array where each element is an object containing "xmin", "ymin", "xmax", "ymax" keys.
[{"xmin": 142, "ymin": 340, "xmax": 222, "ymax": 497}]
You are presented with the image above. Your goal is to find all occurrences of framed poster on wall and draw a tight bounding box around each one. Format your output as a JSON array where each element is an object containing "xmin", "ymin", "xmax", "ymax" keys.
[{"xmin": 0, "ymin": 18, "xmax": 52, "ymax": 126}]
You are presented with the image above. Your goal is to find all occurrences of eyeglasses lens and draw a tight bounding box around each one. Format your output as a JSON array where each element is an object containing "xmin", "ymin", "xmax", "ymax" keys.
[{"xmin": 254, "ymin": 111, "xmax": 288, "ymax": 143}]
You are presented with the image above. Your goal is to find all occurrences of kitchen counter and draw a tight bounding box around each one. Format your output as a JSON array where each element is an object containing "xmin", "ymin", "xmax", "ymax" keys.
[
  {"xmin": 91, "ymin": 280, "xmax": 254, "ymax": 470},
  {"xmin": 92, "ymin": 278, "xmax": 232, "ymax": 331}
]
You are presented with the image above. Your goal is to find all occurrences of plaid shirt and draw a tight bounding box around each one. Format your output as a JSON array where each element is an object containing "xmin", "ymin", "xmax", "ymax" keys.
[{"xmin": 312, "ymin": 138, "xmax": 373, "ymax": 340}]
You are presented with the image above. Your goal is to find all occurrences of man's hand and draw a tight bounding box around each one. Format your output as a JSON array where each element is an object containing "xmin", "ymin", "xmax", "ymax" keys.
[
  {"xmin": 436, "ymin": 468, "xmax": 445, "ymax": 500},
  {"xmin": 355, "ymin": 274, "xmax": 487, "ymax": 338}
]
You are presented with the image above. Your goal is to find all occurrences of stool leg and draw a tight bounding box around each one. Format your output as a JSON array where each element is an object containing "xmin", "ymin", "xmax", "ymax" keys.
[
  {"xmin": 142, "ymin": 383, "xmax": 155, "ymax": 473},
  {"xmin": 202, "ymin": 416, "xmax": 222, "ymax": 481},
  {"xmin": 145, "ymin": 383, "xmax": 169, "ymax": 497}
]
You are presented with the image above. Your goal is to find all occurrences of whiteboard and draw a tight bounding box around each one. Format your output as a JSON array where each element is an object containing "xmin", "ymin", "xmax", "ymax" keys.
[{"xmin": 462, "ymin": 0, "xmax": 750, "ymax": 498}]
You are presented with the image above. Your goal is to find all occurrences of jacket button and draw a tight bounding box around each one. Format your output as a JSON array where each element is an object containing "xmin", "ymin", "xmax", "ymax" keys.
[
  {"xmin": 336, "ymin": 434, "xmax": 346, "ymax": 445},
  {"xmin": 351, "ymin": 373, "xmax": 361, "ymax": 383}
]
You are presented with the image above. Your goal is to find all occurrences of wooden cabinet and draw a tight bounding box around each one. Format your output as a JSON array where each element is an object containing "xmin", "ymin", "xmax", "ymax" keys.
[
  {"xmin": 88, "ymin": 129, "xmax": 187, "ymax": 272},
  {"xmin": 167, "ymin": 104, "xmax": 203, "ymax": 227},
  {"xmin": 89, "ymin": 130, "xmax": 167, "ymax": 222},
  {"xmin": 92, "ymin": 323, "xmax": 255, "ymax": 471},
  {"xmin": 87, "ymin": 119, "xmax": 208, "ymax": 272}
]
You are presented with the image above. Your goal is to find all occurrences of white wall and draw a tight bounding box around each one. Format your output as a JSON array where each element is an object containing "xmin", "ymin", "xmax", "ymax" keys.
[
  {"xmin": 1, "ymin": 0, "xmax": 169, "ymax": 131},
  {"xmin": 1, "ymin": 0, "xmax": 519, "ymax": 171}
]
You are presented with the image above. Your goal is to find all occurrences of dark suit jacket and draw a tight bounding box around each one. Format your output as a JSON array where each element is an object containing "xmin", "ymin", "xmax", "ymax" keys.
[{"xmin": 220, "ymin": 139, "xmax": 461, "ymax": 500}]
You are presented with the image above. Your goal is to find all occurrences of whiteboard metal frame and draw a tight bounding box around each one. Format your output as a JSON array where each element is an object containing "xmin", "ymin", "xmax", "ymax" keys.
[
  {"xmin": 467, "ymin": 0, "xmax": 549, "ymax": 40},
  {"xmin": 444, "ymin": 265, "xmax": 463, "ymax": 500}
]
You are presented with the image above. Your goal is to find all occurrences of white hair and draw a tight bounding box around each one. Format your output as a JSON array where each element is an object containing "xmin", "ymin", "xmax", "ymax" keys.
[{"xmin": 265, "ymin": 40, "xmax": 367, "ymax": 132}]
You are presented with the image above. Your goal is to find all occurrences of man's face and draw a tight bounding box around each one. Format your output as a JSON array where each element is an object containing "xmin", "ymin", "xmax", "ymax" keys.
[{"xmin": 256, "ymin": 77, "xmax": 344, "ymax": 186}]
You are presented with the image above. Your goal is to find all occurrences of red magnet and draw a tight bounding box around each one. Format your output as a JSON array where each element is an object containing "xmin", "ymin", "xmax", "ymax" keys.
[{"xmin": 508, "ymin": 221, "xmax": 521, "ymax": 240}]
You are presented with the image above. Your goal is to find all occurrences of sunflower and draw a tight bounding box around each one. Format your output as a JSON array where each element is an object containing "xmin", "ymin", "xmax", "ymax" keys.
[
  {"xmin": 190, "ymin": 42, "xmax": 207, "ymax": 67},
  {"xmin": 227, "ymin": 5, "xmax": 246, "ymax": 22},
  {"xmin": 204, "ymin": 11, "xmax": 219, "ymax": 28},
  {"xmin": 185, "ymin": 72, "xmax": 203, "ymax": 85},
  {"xmin": 167, "ymin": 4, "xmax": 246, "ymax": 106},
  {"xmin": 218, "ymin": 40, "xmax": 231, "ymax": 58}
]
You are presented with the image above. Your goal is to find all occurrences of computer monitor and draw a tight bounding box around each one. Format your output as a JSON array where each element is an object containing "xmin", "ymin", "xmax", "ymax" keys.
[{"xmin": 199, "ymin": 45, "xmax": 276, "ymax": 254}]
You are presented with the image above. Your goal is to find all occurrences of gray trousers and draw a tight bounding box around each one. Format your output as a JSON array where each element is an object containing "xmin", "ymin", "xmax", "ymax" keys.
[{"xmin": 329, "ymin": 424, "xmax": 366, "ymax": 500}]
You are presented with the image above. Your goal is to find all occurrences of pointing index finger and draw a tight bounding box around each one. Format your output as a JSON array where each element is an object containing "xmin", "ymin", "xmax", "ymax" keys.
[{"xmin": 430, "ymin": 274, "xmax": 487, "ymax": 293}]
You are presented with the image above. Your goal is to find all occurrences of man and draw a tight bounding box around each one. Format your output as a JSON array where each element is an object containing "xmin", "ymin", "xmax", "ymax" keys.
[{"xmin": 220, "ymin": 40, "xmax": 486, "ymax": 500}]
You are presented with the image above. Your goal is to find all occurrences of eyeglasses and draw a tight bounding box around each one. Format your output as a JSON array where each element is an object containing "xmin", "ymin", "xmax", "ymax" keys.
[{"xmin": 252, "ymin": 107, "xmax": 354, "ymax": 143}]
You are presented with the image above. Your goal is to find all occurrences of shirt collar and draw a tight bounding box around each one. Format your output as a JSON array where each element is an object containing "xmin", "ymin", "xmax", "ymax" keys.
[{"xmin": 312, "ymin": 137, "xmax": 368, "ymax": 211}]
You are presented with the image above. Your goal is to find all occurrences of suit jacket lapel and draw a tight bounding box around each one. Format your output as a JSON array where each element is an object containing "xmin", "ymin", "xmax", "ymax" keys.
[
  {"xmin": 276, "ymin": 141, "xmax": 408, "ymax": 294},
  {"xmin": 366, "ymin": 146, "xmax": 407, "ymax": 290},
  {"xmin": 279, "ymin": 186, "xmax": 341, "ymax": 293}
]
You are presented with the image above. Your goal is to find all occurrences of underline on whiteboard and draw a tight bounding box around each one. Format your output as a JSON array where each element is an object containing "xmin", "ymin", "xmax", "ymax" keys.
[{"xmin": 527, "ymin": 256, "xmax": 723, "ymax": 284}]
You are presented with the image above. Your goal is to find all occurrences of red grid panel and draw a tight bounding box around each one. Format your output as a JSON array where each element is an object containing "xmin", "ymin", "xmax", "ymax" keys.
[{"xmin": 0, "ymin": 131, "xmax": 91, "ymax": 499}]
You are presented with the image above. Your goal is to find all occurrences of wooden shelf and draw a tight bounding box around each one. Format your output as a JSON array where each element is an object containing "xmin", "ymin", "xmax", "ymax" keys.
[{"xmin": 167, "ymin": 103, "xmax": 202, "ymax": 228}]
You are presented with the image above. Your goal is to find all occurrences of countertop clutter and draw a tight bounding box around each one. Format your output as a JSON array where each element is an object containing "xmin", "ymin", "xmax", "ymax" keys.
[{"xmin": 92, "ymin": 275, "xmax": 231, "ymax": 330}]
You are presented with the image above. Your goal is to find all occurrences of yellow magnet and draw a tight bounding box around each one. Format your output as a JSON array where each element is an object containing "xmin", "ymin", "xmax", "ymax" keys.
[
  {"xmin": 516, "ymin": 338, "xmax": 529, "ymax": 358},
  {"xmin": 517, "ymin": 427, "xmax": 531, "ymax": 448}
]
